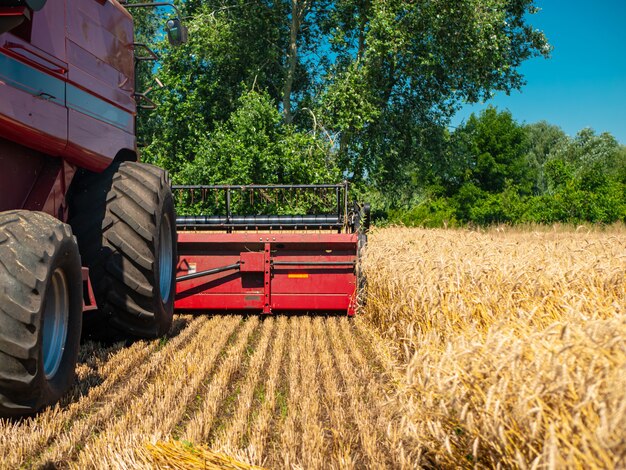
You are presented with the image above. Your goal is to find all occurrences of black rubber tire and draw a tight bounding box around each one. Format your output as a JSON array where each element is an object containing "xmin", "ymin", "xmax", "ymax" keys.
[
  {"xmin": 0, "ymin": 210, "xmax": 83, "ymax": 417},
  {"xmin": 68, "ymin": 162, "xmax": 177, "ymax": 340}
]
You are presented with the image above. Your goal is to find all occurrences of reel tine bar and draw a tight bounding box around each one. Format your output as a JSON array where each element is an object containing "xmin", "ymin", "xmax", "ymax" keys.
[{"xmin": 172, "ymin": 183, "xmax": 350, "ymax": 231}]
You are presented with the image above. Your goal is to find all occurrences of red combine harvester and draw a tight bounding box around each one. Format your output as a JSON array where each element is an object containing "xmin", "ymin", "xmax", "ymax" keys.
[
  {"xmin": 173, "ymin": 183, "xmax": 370, "ymax": 317},
  {"xmin": 0, "ymin": 0, "xmax": 368, "ymax": 418}
]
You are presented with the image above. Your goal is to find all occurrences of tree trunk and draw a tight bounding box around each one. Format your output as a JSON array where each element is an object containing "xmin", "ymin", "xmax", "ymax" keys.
[
  {"xmin": 357, "ymin": 0, "xmax": 370, "ymax": 61},
  {"xmin": 283, "ymin": 0, "xmax": 310, "ymax": 124}
]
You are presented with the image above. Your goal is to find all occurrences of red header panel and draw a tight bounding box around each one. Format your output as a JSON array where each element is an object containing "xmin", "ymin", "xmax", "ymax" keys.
[{"xmin": 175, "ymin": 232, "xmax": 358, "ymax": 316}]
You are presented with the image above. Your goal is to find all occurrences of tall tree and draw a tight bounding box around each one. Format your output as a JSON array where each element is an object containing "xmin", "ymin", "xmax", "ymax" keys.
[
  {"xmin": 283, "ymin": 0, "xmax": 312, "ymax": 124},
  {"xmin": 546, "ymin": 128, "xmax": 624, "ymax": 191},
  {"xmin": 524, "ymin": 121, "xmax": 568, "ymax": 193},
  {"xmin": 448, "ymin": 107, "xmax": 533, "ymax": 196},
  {"xmin": 319, "ymin": 0, "xmax": 550, "ymax": 189},
  {"xmin": 135, "ymin": 0, "xmax": 550, "ymax": 196},
  {"xmin": 139, "ymin": 0, "xmax": 289, "ymax": 173}
]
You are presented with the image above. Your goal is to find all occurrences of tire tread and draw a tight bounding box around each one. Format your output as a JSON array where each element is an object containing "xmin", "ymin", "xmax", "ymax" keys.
[
  {"xmin": 0, "ymin": 211, "xmax": 81, "ymax": 415},
  {"xmin": 68, "ymin": 162, "xmax": 175, "ymax": 339}
]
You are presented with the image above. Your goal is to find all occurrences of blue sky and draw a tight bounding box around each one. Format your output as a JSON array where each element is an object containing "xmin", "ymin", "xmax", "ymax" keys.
[{"xmin": 451, "ymin": 0, "xmax": 626, "ymax": 144}]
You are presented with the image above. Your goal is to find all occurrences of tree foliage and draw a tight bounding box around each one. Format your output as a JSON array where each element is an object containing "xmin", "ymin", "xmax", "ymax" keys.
[
  {"xmin": 125, "ymin": 1, "xmax": 625, "ymax": 226},
  {"xmin": 176, "ymin": 90, "xmax": 339, "ymax": 186},
  {"xmin": 132, "ymin": 0, "xmax": 549, "ymax": 189},
  {"xmin": 320, "ymin": 0, "xmax": 550, "ymax": 188},
  {"xmin": 384, "ymin": 109, "xmax": 626, "ymax": 226}
]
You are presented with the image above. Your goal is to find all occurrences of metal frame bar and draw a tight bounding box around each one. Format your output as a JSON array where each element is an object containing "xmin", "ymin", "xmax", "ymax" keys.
[
  {"xmin": 272, "ymin": 261, "xmax": 355, "ymax": 267},
  {"xmin": 263, "ymin": 243, "xmax": 271, "ymax": 314},
  {"xmin": 176, "ymin": 262, "xmax": 240, "ymax": 282},
  {"xmin": 173, "ymin": 182, "xmax": 351, "ymax": 232},
  {"xmin": 173, "ymin": 184, "xmax": 346, "ymax": 189},
  {"xmin": 121, "ymin": 1, "xmax": 183, "ymax": 17},
  {"xmin": 132, "ymin": 42, "xmax": 160, "ymax": 62}
]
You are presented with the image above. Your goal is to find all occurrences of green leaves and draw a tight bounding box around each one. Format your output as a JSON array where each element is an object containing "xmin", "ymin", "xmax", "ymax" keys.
[
  {"xmin": 313, "ymin": 0, "xmax": 551, "ymax": 188},
  {"xmin": 177, "ymin": 90, "xmax": 339, "ymax": 187},
  {"xmin": 456, "ymin": 107, "xmax": 533, "ymax": 194},
  {"xmin": 130, "ymin": 0, "xmax": 567, "ymax": 223}
]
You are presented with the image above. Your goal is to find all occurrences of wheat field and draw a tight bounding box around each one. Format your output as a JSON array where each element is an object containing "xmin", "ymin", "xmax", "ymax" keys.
[{"xmin": 0, "ymin": 226, "xmax": 624, "ymax": 469}]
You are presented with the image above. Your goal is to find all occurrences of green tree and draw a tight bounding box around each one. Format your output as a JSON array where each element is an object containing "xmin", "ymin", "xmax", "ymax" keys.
[
  {"xmin": 547, "ymin": 128, "xmax": 623, "ymax": 191},
  {"xmin": 524, "ymin": 121, "xmax": 568, "ymax": 193},
  {"xmin": 318, "ymin": 0, "xmax": 550, "ymax": 189},
  {"xmin": 174, "ymin": 90, "xmax": 341, "ymax": 215},
  {"xmin": 177, "ymin": 90, "xmax": 339, "ymax": 186},
  {"xmin": 133, "ymin": 0, "xmax": 550, "ymax": 203},
  {"xmin": 538, "ymin": 129, "xmax": 626, "ymax": 223},
  {"xmin": 139, "ymin": 1, "xmax": 289, "ymax": 174},
  {"xmin": 453, "ymin": 107, "xmax": 534, "ymax": 194}
]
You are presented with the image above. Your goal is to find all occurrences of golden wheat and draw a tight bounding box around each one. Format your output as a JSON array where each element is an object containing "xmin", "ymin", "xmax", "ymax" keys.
[
  {"xmin": 295, "ymin": 317, "xmax": 325, "ymax": 468},
  {"xmin": 362, "ymin": 226, "xmax": 626, "ymax": 468},
  {"xmin": 140, "ymin": 439, "xmax": 265, "ymax": 469},
  {"xmin": 181, "ymin": 316, "xmax": 260, "ymax": 446},
  {"xmin": 244, "ymin": 316, "xmax": 288, "ymax": 466},
  {"xmin": 330, "ymin": 318, "xmax": 396, "ymax": 467},
  {"xmin": 71, "ymin": 315, "xmax": 243, "ymax": 469},
  {"xmin": 212, "ymin": 318, "xmax": 274, "ymax": 454},
  {"xmin": 278, "ymin": 316, "xmax": 302, "ymax": 469},
  {"xmin": 0, "ymin": 314, "xmax": 197, "ymax": 468},
  {"xmin": 312, "ymin": 317, "xmax": 358, "ymax": 469}
]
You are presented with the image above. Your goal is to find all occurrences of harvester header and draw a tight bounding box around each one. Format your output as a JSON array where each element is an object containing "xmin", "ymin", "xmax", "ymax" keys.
[{"xmin": 173, "ymin": 183, "xmax": 370, "ymax": 316}]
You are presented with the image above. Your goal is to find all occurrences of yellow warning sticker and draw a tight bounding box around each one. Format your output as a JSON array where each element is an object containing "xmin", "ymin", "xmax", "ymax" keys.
[{"xmin": 288, "ymin": 273, "xmax": 309, "ymax": 279}]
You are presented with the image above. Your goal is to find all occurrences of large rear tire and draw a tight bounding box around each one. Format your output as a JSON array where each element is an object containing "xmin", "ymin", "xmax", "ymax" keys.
[
  {"xmin": 0, "ymin": 211, "xmax": 83, "ymax": 417},
  {"xmin": 68, "ymin": 162, "xmax": 176, "ymax": 340}
]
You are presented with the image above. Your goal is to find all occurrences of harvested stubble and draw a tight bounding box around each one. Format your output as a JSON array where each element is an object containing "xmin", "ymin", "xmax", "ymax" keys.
[
  {"xmin": 0, "ymin": 315, "xmax": 397, "ymax": 469},
  {"xmin": 1, "ymin": 226, "xmax": 623, "ymax": 469},
  {"xmin": 362, "ymin": 226, "xmax": 626, "ymax": 468}
]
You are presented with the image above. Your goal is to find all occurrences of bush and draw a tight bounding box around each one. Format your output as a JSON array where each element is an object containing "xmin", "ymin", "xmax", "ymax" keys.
[
  {"xmin": 381, "ymin": 179, "xmax": 625, "ymax": 228},
  {"xmin": 388, "ymin": 198, "xmax": 458, "ymax": 228}
]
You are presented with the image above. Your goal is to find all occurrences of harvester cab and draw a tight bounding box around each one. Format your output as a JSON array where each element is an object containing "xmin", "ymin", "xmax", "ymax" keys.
[{"xmin": 173, "ymin": 182, "xmax": 371, "ymax": 316}]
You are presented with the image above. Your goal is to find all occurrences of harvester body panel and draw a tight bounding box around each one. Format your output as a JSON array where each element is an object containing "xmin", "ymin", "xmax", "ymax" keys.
[
  {"xmin": 0, "ymin": 0, "xmax": 185, "ymax": 418},
  {"xmin": 0, "ymin": 0, "xmax": 135, "ymax": 216}
]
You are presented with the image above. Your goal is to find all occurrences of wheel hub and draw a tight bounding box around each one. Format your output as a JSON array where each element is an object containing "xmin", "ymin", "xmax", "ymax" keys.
[
  {"xmin": 42, "ymin": 268, "xmax": 69, "ymax": 379},
  {"xmin": 159, "ymin": 214, "xmax": 173, "ymax": 303}
]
